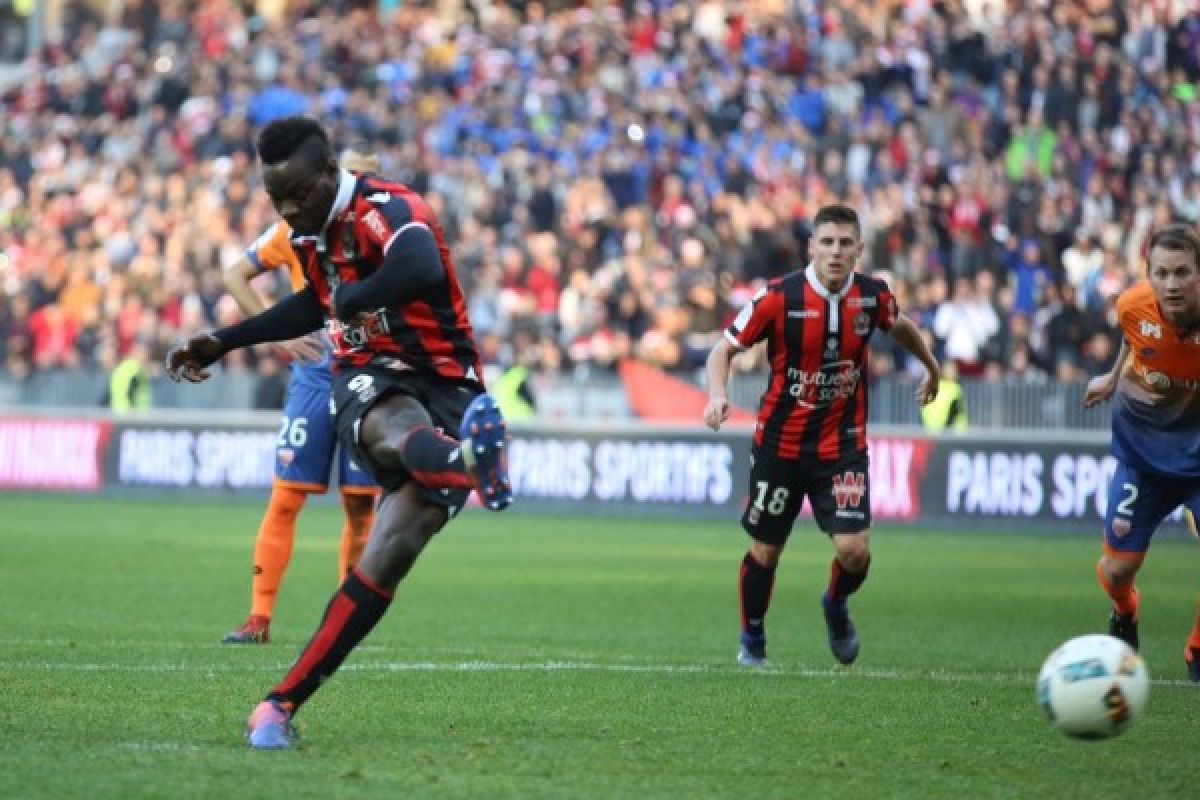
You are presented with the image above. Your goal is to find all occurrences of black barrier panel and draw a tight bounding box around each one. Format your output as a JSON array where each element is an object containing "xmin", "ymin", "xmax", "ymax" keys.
[
  {"xmin": 507, "ymin": 434, "xmax": 743, "ymax": 518},
  {"xmin": 104, "ymin": 419, "xmax": 277, "ymax": 496},
  {"xmin": 504, "ymin": 432, "xmax": 938, "ymax": 523},
  {"xmin": 921, "ymin": 440, "xmax": 1189, "ymax": 536},
  {"xmin": 2, "ymin": 412, "xmax": 1185, "ymax": 538}
]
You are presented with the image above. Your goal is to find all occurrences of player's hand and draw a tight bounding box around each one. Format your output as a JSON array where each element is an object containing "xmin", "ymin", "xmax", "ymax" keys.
[
  {"xmin": 330, "ymin": 285, "xmax": 376, "ymax": 328},
  {"xmin": 916, "ymin": 366, "xmax": 940, "ymax": 406},
  {"xmin": 1083, "ymin": 374, "xmax": 1117, "ymax": 408},
  {"xmin": 276, "ymin": 332, "xmax": 325, "ymax": 363},
  {"xmin": 703, "ymin": 396, "xmax": 730, "ymax": 431},
  {"xmin": 330, "ymin": 285, "xmax": 364, "ymax": 324},
  {"xmin": 165, "ymin": 333, "xmax": 225, "ymax": 383}
]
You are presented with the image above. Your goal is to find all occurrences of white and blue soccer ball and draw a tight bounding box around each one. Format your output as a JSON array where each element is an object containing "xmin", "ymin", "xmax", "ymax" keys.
[{"xmin": 1037, "ymin": 634, "xmax": 1149, "ymax": 739}]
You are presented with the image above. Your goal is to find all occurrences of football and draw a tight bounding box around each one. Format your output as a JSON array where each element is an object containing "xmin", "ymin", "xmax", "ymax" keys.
[{"xmin": 1036, "ymin": 634, "xmax": 1149, "ymax": 740}]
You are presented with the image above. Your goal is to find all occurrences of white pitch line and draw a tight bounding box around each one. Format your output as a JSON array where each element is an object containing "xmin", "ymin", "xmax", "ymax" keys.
[
  {"xmin": 1, "ymin": 659, "xmax": 1196, "ymax": 688},
  {"xmin": 115, "ymin": 742, "xmax": 206, "ymax": 752}
]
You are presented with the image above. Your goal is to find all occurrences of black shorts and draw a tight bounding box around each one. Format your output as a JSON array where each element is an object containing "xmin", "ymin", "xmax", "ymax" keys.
[
  {"xmin": 332, "ymin": 358, "xmax": 482, "ymax": 515},
  {"xmin": 740, "ymin": 447, "xmax": 871, "ymax": 544}
]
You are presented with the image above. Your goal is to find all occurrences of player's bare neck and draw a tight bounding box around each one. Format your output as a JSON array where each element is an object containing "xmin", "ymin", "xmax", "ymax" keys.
[
  {"xmin": 1164, "ymin": 308, "xmax": 1200, "ymax": 332},
  {"xmin": 820, "ymin": 275, "xmax": 849, "ymax": 294}
]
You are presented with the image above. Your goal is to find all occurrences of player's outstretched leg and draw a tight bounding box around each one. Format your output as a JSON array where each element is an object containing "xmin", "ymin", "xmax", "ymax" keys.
[
  {"xmin": 245, "ymin": 566, "xmax": 394, "ymax": 749},
  {"xmin": 369, "ymin": 392, "xmax": 511, "ymax": 512},
  {"xmin": 459, "ymin": 393, "xmax": 512, "ymax": 511},
  {"xmin": 245, "ymin": 486, "xmax": 443, "ymax": 749}
]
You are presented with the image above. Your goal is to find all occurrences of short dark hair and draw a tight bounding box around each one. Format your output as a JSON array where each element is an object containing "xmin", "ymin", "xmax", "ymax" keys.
[
  {"xmin": 256, "ymin": 116, "xmax": 332, "ymax": 167},
  {"xmin": 812, "ymin": 204, "xmax": 861, "ymax": 238},
  {"xmin": 1147, "ymin": 223, "xmax": 1200, "ymax": 268}
]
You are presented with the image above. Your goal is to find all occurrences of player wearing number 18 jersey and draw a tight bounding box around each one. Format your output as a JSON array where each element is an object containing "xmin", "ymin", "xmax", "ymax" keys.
[
  {"xmin": 704, "ymin": 204, "xmax": 940, "ymax": 668},
  {"xmin": 1082, "ymin": 223, "xmax": 1200, "ymax": 680}
]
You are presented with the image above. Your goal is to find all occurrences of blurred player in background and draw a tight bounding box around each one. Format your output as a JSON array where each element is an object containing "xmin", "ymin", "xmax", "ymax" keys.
[
  {"xmin": 704, "ymin": 204, "xmax": 940, "ymax": 668},
  {"xmin": 218, "ymin": 151, "xmax": 382, "ymax": 645},
  {"xmin": 167, "ymin": 116, "xmax": 511, "ymax": 749},
  {"xmin": 1083, "ymin": 223, "xmax": 1200, "ymax": 681}
]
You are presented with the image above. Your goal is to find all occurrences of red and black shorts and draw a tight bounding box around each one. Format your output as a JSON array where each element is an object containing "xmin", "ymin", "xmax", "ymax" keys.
[
  {"xmin": 740, "ymin": 446, "xmax": 871, "ymax": 544},
  {"xmin": 332, "ymin": 357, "xmax": 482, "ymax": 515}
]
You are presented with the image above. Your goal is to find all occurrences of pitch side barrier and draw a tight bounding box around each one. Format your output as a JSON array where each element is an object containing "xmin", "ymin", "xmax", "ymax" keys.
[{"xmin": 0, "ymin": 409, "xmax": 1188, "ymax": 536}]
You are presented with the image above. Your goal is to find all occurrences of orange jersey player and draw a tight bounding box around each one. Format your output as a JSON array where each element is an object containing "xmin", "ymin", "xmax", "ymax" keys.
[
  {"xmin": 1083, "ymin": 223, "xmax": 1200, "ymax": 682},
  {"xmin": 219, "ymin": 150, "xmax": 382, "ymax": 645}
]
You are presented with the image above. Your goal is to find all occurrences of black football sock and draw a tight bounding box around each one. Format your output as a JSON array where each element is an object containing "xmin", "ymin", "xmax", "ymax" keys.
[
  {"xmin": 399, "ymin": 425, "xmax": 474, "ymax": 490},
  {"xmin": 739, "ymin": 552, "xmax": 776, "ymax": 639},
  {"xmin": 826, "ymin": 556, "xmax": 871, "ymax": 608},
  {"xmin": 267, "ymin": 569, "xmax": 392, "ymax": 712}
]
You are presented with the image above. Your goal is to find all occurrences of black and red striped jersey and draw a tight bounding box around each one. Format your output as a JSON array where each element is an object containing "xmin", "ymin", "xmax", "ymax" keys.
[
  {"xmin": 289, "ymin": 171, "xmax": 483, "ymax": 385},
  {"xmin": 725, "ymin": 265, "xmax": 897, "ymax": 463}
]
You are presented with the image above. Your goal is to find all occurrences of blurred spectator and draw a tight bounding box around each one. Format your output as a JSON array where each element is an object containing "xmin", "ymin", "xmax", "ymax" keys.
[
  {"xmin": 108, "ymin": 338, "xmax": 150, "ymax": 413},
  {"xmin": 252, "ymin": 351, "xmax": 287, "ymax": 410},
  {"xmin": 920, "ymin": 361, "xmax": 967, "ymax": 433},
  {"xmin": 932, "ymin": 276, "xmax": 999, "ymax": 377},
  {"xmin": 3, "ymin": 0, "xmax": 1197, "ymax": 400}
]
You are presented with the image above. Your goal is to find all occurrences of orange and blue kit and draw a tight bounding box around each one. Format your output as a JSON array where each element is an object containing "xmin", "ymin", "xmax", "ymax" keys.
[{"xmin": 1105, "ymin": 282, "xmax": 1200, "ymax": 554}]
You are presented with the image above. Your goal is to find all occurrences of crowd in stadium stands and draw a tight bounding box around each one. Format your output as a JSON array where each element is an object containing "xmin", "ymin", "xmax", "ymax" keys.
[{"xmin": 1, "ymin": 0, "xmax": 1198, "ymax": 405}]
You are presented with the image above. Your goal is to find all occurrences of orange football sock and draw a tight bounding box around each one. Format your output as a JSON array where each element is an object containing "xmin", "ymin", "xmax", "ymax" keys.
[
  {"xmin": 338, "ymin": 490, "xmax": 375, "ymax": 580},
  {"xmin": 1188, "ymin": 601, "xmax": 1200, "ymax": 652},
  {"xmin": 249, "ymin": 486, "xmax": 308, "ymax": 619},
  {"xmin": 1095, "ymin": 560, "xmax": 1140, "ymax": 619}
]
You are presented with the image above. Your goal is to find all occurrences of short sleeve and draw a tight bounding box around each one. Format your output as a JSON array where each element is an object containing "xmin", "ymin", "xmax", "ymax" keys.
[
  {"xmin": 1114, "ymin": 287, "xmax": 1137, "ymax": 336},
  {"xmin": 876, "ymin": 282, "xmax": 898, "ymax": 332},
  {"xmin": 357, "ymin": 184, "xmax": 418, "ymax": 252},
  {"xmin": 245, "ymin": 223, "xmax": 295, "ymax": 272},
  {"xmin": 725, "ymin": 287, "xmax": 780, "ymax": 349}
]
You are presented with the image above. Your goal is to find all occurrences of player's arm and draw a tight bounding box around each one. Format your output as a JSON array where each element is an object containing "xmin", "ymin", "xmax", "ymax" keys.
[
  {"xmin": 331, "ymin": 224, "xmax": 444, "ymax": 321},
  {"xmin": 224, "ymin": 255, "xmax": 269, "ymax": 317},
  {"xmin": 166, "ymin": 286, "xmax": 325, "ymax": 383},
  {"xmin": 887, "ymin": 312, "xmax": 941, "ymax": 405},
  {"xmin": 224, "ymin": 254, "xmax": 325, "ymax": 363},
  {"xmin": 1083, "ymin": 336, "xmax": 1130, "ymax": 408},
  {"xmin": 703, "ymin": 336, "xmax": 739, "ymax": 431},
  {"xmin": 706, "ymin": 286, "xmax": 776, "ymax": 430}
]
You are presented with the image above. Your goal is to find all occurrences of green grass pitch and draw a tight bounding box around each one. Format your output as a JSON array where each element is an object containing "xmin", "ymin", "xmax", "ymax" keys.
[{"xmin": 0, "ymin": 494, "xmax": 1196, "ymax": 799}]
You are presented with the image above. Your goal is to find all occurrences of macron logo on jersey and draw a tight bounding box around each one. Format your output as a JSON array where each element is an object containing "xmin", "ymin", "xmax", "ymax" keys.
[
  {"xmin": 1140, "ymin": 320, "xmax": 1163, "ymax": 339},
  {"xmin": 366, "ymin": 191, "xmax": 392, "ymax": 204}
]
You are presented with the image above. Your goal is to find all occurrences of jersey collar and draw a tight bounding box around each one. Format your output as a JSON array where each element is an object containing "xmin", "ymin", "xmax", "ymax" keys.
[
  {"xmin": 321, "ymin": 169, "xmax": 357, "ymax": 232},
  {"xmin": 805, "ymin": 262, "xmax": 852, "ymax": 302}
]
